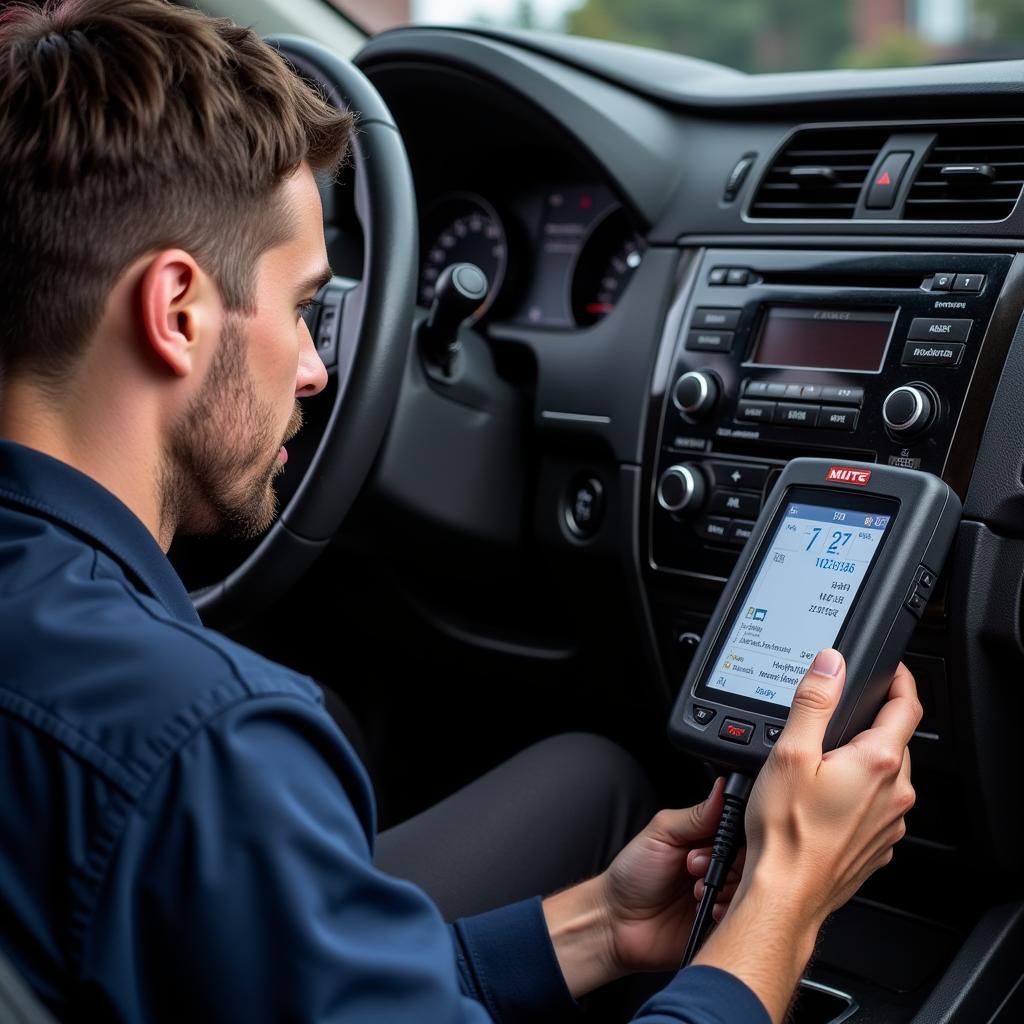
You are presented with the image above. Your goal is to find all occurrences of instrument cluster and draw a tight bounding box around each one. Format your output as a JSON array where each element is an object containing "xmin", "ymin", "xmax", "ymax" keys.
[{"xmin": 418, "ymin": 184, "xmax": 645, "ymax": 329}]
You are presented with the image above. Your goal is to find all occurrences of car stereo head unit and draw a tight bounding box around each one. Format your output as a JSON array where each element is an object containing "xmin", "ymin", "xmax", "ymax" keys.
[{"xmin": 650, "ymin": 247, "xmax": 1011, "ymax": 580}]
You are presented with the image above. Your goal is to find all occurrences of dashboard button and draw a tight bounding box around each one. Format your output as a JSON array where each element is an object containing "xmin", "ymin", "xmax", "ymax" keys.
[
  {"xmin": 709, "ymin": 462, "xmax": 769, "ymax": 491},
  {"xmin": 931, "ymin": 272, "xmax": 956, "ymax": 291},
  {"xmin": 743, "ymin": 380, "xmax": 770, "ymax": 397},
  {"xmin": 820, "ymin": 405, "xmax": 860, "ymax": 430},
  {"xmin": 727, "ymin": 519, "xmax": 755, "ymax": 545},
  {"xmin": 695, "ymin": 516, "xmax": 731, "ymax": 542},
  {"xmin": 708, "ymin": 267, "xmax": 729, "ymax": 285},
  {"xmin": 865, "ymin": 151, "xmax": 912, "ymax": 210},
  {"xmin": 726, "ymin": 268, "xmax": 750, "ymax": 286},
  {"xmin": 907, "ymin": 317, "xmax": 972, "ymax": 342},
  {"xmin": 719, "ymin": 718, "xmax": 755, "ymax": 745},
  {"xmin": 775, "ymin": 402, "xmax": 820, "ymax": 427},
  {"xmin": 765, "ymin": 724, "xmax": 783, "ymax": 744},
  {"xmin": 953, "ymin": 273, "xmax": 985, "ymax": 292},
  {"xmin": 788, "ymin": 383, "xmax": 823, "ymax": 400},
  {"xmin": 710, "ymin": 491, "xmax": 760, "ymax": 518},
  {"xmin": 564, "ymin": 477, "xmax": 604, "ymax": 538},
  {"xmin": 686, "ymin": 329, "xmax": 734, "ymax": 353},
  {"xmin": 736, "ymin": 399, "xmax": 776, "ymax": 424},
  {"xmin": 820, "ymin": 385, "xmax": 864, "ymax": 405},
  {"xmin": 692, "ymin": 704, "xmax": 717, "ymax": 725},
  {"xmin": 692, "ymin": 307, "xmax": 742, "ymax": 330},
  {"xmin": 764, "ymin": 382, "xmax": 789, "ymax": 398},
  {"xmin": 901, "ymin": 341, "xmax": 965, "ymax": 367}
]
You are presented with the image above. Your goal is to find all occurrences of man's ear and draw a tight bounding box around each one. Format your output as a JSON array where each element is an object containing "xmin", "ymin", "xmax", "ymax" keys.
[{"xmin": 138, "ymin": 251, "xmax": 216, "ymax": 378}]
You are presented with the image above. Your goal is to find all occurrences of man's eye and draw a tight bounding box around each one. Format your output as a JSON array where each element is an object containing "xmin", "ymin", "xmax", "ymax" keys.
[{"xmin": 298, "ymin": 297, "xmax": 322, "ymax": 320}]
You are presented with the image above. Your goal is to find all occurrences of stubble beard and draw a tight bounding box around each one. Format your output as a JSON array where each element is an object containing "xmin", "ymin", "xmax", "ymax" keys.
[{"xmin": 161, "ymin": 314, "xmax": 302, "ymax": 541}]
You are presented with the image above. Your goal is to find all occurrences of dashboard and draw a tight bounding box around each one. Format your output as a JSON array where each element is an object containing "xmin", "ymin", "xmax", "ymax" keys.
[{"xmin": 345, "ymin": 25, "xmax": 1024, "ymax": 1023}]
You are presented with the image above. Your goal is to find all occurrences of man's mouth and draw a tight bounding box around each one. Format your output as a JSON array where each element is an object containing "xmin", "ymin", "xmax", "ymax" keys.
[{"xmin": 277, "ymin": 404, "xmax": 303, "ymax": 467}]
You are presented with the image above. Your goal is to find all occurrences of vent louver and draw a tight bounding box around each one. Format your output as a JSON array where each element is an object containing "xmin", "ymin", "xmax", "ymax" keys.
[
  {"xmin": 749, "ymin": 128, "xmax": 888, "ymax": 219},
  {"xmin": 904, "ymin": 125, "xmax": 1024, "ymax": 221}
]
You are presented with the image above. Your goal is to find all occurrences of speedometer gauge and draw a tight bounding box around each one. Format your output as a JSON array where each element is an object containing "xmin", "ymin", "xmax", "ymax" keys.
[
  {"xmin": 419, "ymin": 193, "xmax": 507, "ymax": 320},
  {"xmin": 571, "ymin": 208, "xmax": 646, "ymax": 327}
]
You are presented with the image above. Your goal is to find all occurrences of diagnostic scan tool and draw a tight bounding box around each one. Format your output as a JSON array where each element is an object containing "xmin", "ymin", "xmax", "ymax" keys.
[{"xmin": 668, "ymin": 458, "xmax": 961, "ymax": 774}]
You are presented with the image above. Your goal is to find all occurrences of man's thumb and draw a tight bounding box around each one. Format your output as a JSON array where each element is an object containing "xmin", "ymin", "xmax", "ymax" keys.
[{"xmin": 781, "ymin": 648, "xmax": 845, "ymax": 751}]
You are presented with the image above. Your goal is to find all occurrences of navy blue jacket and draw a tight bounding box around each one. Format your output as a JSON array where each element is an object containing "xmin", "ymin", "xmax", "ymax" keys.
[{"xmin": 0, "ymin": 439, "xmax": 769, "ymax": 1023}]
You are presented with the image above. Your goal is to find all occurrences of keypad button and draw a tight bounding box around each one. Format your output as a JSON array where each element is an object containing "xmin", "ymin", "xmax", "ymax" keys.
[
  {"xmin": 819, "ymin": 406, "xmax": 860, "ymax": 430},
  {"xmin": 736, "ymin": 400, "xmax": 776, "ymax": 424},
  {"xmin": 692, "ymin": 307, "xmax": 742, "ymax": 330},
  {"xmin": 708, "ymin": 462, "xmax": 769, "ymax": 491},
  {"xmin": 907, "ymin": 318, "xmax": 972, "ymax": 343},
  {"xmin": 693, "ymin": 705, "xmax": 717, "ymax": 725},
  {"xmin": 774, "ymin": 403, "xmax": 820, "ymax": 427}
]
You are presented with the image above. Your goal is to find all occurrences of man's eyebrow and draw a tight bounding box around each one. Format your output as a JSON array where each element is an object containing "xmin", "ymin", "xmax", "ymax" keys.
[{"xmin": 298, "ymin": 265, "xmax": 333, "ymax": 297}]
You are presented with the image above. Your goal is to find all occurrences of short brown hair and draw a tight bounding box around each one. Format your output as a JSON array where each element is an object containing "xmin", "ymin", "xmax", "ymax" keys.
[{"xmin": 0, "ymin": 0, "xmax": 352, "ymax": 385}]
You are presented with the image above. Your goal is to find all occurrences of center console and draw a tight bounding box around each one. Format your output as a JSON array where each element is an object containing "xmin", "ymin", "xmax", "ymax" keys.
[{"xmin": 640, "ymin": 246, "xmax": 1024, "ymax": 1023}]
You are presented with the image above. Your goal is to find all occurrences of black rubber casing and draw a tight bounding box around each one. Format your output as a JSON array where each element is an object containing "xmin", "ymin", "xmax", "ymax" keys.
[{"xmin": 668, "ymin": 458, "xmax": 961, "ymax": 774}]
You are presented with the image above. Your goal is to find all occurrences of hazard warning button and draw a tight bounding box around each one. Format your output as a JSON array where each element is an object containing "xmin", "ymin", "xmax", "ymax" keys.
[{"xmin": 866, "ymin": 151, "xmax": 913, "ymax": 211}]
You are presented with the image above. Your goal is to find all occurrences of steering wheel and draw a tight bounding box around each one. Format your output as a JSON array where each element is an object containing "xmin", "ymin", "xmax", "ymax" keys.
[{"xmin": 191, "ymin": 36, "xmax": 417, "ymax": 628}]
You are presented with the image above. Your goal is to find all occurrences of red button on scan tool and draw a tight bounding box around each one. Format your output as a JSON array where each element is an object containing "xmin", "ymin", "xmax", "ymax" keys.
[{"xmin": 718, "ymin": 718, "xmax": 755, "ymax": 745}]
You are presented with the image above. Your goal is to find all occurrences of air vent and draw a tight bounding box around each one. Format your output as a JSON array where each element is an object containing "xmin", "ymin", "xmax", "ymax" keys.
[
  {"xmin": 749, "ymin": 128, "xmax": 889, "ymax": 219},
  {"xmin": 904, "ymin": 125, "xmax": 1024, "ymax": 221}
]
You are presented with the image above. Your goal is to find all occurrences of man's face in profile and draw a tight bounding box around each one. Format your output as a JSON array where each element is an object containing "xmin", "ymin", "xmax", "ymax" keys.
[{"xmin": 165, "ymin": 164, "xmax": 331, "ymax": 539}]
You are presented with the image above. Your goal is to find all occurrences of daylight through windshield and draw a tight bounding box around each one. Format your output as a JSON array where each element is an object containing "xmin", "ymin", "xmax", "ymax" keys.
[{"xmin": 334, "ymin": 0, "xmax": 1024, "ymax": 72}]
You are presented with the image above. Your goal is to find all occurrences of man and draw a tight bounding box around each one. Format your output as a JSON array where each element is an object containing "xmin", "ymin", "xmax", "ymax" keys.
[{"xmin": 0, "ymin": 1, "xmax": 920, "ymax": 1022}]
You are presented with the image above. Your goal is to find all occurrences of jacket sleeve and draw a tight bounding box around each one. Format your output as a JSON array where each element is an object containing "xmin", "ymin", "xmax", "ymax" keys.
[{"xmin": 76, "ymin": 693, "xmax": 499, "ymax": 1024}]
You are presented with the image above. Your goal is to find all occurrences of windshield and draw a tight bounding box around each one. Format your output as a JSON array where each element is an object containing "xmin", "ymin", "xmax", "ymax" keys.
[{"xmin": 332, "ymin": 0, "xmax": 1024, "ymax": 73}]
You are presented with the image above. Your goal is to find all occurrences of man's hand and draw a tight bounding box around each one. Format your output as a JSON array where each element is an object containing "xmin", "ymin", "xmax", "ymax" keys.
[
  {"xmin": 542, "ymin": 779, "xmax": 744, "ymax": 997},
  {"xmin": 598, "ymin": 777, "xmax": 745, "ymax": 973},
  {"xmin": 744, "ymin": 650, "xmax": 920, "ymax": 922},
  {"xmin": 694, "ymin": 649, "xmax": 921, "ymax": 1023}
]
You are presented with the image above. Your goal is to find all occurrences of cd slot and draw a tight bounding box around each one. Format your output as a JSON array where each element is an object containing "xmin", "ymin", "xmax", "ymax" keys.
[{"xmin": 759, "ymin": 270, "xmax": 925, "ymax": 290}]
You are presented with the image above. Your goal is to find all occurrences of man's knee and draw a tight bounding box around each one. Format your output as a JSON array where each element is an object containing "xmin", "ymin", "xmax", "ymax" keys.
[{"xmin": 514, "ymin": 732, "xmax": 657, "ymax": 838}]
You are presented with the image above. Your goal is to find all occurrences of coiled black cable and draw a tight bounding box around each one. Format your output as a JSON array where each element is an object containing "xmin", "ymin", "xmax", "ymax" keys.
[{"xmin": 681, "ymin": 771, "xmax": 753, "ymax": 968}]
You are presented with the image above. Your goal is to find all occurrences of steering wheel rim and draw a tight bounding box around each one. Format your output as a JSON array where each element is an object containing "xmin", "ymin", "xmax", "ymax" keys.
[{"xmin": 191, "ymin": 36, "xmax": 417, "ymax": 629}]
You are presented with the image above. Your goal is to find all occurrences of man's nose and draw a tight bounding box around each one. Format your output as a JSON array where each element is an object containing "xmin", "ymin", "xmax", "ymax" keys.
[{"xmin": 296, "ymin": 320, "xmax": 328, "ymax": 397}]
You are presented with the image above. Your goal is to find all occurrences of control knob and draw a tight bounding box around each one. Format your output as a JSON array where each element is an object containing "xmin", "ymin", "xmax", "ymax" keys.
[
  {"xmin": 672, "ymin": 371, "xmax": 720, "ymax": 420},
  {"xmin": 657, "ymin": 463, "xmax": 707, "ymax": 514},
  {"xmin": 882, "ymin": 385, "xmax": 935, "ymax": 438}
]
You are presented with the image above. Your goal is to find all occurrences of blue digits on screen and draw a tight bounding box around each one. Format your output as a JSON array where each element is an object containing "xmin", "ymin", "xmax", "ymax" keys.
[{"xmin": 826, "ymin": 531, "xmax": 852, "ymax": 554}]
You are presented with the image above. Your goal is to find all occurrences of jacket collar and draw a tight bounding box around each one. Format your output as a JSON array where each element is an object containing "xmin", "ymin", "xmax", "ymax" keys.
[{"xmin": 0, "ymin": 439, "xmax": 201, "ymax": 625}]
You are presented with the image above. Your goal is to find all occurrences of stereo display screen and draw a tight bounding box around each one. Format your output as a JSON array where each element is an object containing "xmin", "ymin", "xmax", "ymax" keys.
[{"xmin": 750, "ymin": 307, "xmax": 896, "ymax": 373}]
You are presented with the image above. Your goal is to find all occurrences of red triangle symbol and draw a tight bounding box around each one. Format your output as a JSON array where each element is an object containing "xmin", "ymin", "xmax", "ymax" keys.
[{"xmin": 876, "ymin": 171, "xmax": 891, "ymax": 186}]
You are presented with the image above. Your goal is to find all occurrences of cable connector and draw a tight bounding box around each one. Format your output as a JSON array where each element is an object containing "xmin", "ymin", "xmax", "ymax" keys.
[{"xmin": 681, "ymin": 771, "xmax": 753, "ymax": 968}]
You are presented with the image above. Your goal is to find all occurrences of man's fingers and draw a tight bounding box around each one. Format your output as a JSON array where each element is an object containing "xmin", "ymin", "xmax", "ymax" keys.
[
  {"xmin": 650, "ymin": 777, "xmax": 725, "ymax": 847},
  {"xmin": 688, "ymin": 843, "xmax": 745, "ymax": 880},
  {"xmin": 775, "ymin": 649, "xmax": 845, "ymax": 756},
  {"xmin": 846, "ymin": 664, "xmax": 922, "ymax": 760}
]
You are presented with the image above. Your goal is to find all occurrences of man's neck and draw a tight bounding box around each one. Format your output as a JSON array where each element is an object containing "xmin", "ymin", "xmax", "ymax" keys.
[{"xmin": 0, "ymin": 378, "xmax": 171, "ymax": 550}]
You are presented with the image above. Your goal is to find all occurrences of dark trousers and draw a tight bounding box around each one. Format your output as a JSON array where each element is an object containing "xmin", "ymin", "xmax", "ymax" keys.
[
  {"xmin": 374, "ymin": 732, "xmax": 658, "ymax": 921},
  {"xmin": 373, "ymin": 733, "xmax": 664, "ymax": 1021}
]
